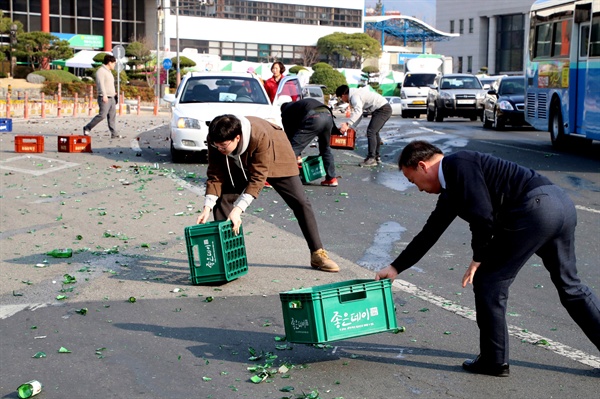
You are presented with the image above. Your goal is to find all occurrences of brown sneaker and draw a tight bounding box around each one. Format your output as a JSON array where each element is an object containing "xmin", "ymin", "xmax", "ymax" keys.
[{"xmin": 310, "ymin": 248, "xmax": 340, "ymax": 272}]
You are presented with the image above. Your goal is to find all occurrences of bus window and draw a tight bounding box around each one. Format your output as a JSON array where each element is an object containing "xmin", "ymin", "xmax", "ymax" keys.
[
  {"xmin": 552, "ymin": 19, "xmax": 572, "ymax": 57},
  {"xmin": 536, "ymin": 23, "xmax": 552, "ymax": 57},
  {"xmin": 580, "ymin": 24, "xmax": 590, "ymax": 58},
  {"xmin": 591, "ymin": 14, "xmax": 600, "ymax": 56}
]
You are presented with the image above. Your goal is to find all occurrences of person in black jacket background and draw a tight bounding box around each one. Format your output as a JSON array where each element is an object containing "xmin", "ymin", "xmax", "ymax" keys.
[
  {"xmin": 280, "ymin": 98, "xmax": 338, "ymax": 187},
  {"xmin": 376, "ymin": 140, "xmax": 600, "ymax": 377}
]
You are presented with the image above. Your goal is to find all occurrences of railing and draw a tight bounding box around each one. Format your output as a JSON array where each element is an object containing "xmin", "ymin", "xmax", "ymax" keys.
[{"xmin": 0, "ymin": 86, "xmax": 161, "ymax": 118}]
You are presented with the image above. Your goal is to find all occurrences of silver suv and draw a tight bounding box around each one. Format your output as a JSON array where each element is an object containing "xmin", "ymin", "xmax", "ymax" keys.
[
  {"xmin": 426, "ymin": 73, "xmax": 486, "ymax": 122},
  {"xmin": 302, "ymin": 84, "xmax": 326, "ymax": 105}
]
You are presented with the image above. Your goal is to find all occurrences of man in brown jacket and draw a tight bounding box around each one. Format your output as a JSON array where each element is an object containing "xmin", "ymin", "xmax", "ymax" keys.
[{"xmin": 196, "ymin": 114, "xmax": 339, "ymax": 272}]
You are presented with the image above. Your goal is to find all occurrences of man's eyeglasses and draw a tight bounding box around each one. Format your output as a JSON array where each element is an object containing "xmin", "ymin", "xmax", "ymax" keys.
[{"xmin": 210, "ymin": 140, "xmax": 232, "ymax": 151}]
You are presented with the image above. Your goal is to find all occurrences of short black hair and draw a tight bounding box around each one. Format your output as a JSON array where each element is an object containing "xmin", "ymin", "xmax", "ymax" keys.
[
  {"xmin": 398, "ymin": 140, "xmax": 443, "ymax": 169},
  {"xmin": 335, "ymin": 85, "xmax": 349, "ymax": 97},
  {"xmin": 103, "ymin": 54, "xmax": 117, "ymax": 65},
  {"xmin": 208, "ymin": 114, "xmax": 242, "ymax": 143}
]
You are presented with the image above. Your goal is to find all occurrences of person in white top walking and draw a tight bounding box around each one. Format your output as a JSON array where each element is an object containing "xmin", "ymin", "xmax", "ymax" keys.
[
  {"xmin": 83, "ymin": 54, "xmax": 120, "ymax": 139},
  {"xmin": 335, "ymin": 84, "xmax": 392, "ymax": 167}
]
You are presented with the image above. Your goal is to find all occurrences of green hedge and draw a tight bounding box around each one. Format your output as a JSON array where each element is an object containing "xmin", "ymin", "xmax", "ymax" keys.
[{"xmin": 33, "ymin": 70, "xmax": 80, "ymax": 83}]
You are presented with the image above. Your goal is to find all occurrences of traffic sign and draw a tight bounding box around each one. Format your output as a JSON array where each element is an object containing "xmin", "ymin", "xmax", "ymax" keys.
[
  {"xmin": 116, "ymin": 61, "xmax": 124, "ymax": 73},
  {"xmin": 112, "ymin": 44, "xmax": 125, "ymax": 59},
  {"xmin": 163, "ymin": 59, "xmax": 172, "ymax": 70}
]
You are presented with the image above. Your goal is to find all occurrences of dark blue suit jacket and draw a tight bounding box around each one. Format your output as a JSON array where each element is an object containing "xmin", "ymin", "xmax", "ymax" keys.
[{"xmin": 391, "ymin": 151, "xmax": 552, "ymax": 272}]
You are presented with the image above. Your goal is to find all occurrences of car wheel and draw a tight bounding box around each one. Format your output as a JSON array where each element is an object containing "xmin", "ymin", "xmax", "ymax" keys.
[
  {"xmin": 494, "ymin": 111, "xmax": 505, "ymax": 130},
  {"xmin": 434, "ymin": 106, "xmax": 444, "ymax": 122},
  {"xmin": 426, "ymin": 103, "xmax": 435, "ymax": 121},
  {"xmin": 550, "ymin": 101, "xmax": 566, "ymax": 148},
  {"xmin": 469, "ymin": 113, "xmax": 478, "ymax": 121},
  {"xmin": 483, "ymin": 111, "xmax": 493, "ymax": 128},
  {"xmin": 171, "ymin": 142, "xmax": 185, "ymax": 163},
  {"xmin": 402, "ymin": 110, "xmax": 408, "ymax": 118}
]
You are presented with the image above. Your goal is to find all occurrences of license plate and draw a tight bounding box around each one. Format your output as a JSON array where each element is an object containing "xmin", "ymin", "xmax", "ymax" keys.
[
  {"xmin": 457, "ymin": 99, "xmax": 475, "ymax": 104},
  {"xmin": 412, "ymin": 100, "xmax": 425, "ymax": 105}
]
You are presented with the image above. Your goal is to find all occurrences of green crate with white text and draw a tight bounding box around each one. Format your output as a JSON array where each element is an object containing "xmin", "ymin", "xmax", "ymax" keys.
[
  {"xmin": 184, "ymin": 220, "xmax": 247, "ymax": 284},
  {"xmin": 280, "ymin": 279, "xmax": 397, "ymax": 343},
  {"xmin": 299, "ymin": 155, "xmax": 325, "ymax": 183}
]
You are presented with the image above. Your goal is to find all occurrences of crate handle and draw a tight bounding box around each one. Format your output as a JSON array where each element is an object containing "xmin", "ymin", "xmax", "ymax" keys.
[
  {"xmin": 339, "ymin": 291, "xmax": 367, "ymax": 303},
  {"xmin": 288, "ymin": 300, "xmax": 303, "ymax": 309}
]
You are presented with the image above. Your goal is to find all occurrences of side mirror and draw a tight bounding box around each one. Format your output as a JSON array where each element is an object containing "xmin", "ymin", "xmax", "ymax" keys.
[{"xmin": 163, "ymin": 93, "xmax": 176, "ymax": 103}]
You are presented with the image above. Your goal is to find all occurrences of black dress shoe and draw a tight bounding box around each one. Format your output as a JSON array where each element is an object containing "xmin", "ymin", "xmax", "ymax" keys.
[{"xmin": 462, "ymin": 355, "xmax": 510, "ymax": 377}]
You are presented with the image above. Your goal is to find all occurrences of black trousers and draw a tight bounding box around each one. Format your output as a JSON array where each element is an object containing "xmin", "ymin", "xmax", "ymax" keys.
[
  {"xmin": 289, "ymin": 110, "xmax": 335, "ymax": 180},
  {"xmin": 213, "ymin": 175, "xmax": 323, "ymax": 252},
  {"xmin": 473, "ymin": 185, "xmax": 600, "ymax": 364}
]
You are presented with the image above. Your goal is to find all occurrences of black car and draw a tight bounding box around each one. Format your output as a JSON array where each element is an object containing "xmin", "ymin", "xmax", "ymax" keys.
[{"xmin": 482, "ymin": 76, "xmax": 526, "ymax": 130}]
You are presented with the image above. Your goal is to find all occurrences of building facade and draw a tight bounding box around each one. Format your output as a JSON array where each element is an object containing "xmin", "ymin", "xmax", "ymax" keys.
[
  {"xmin": 2, "ymin": 0, "xmax": 365, "ymax": 65},
  {"xmin": 433, "ymin": 0, "xmax": 532, "ymax": 75},
  {"xmin": 155, "ymin": 0, "xmax": 364, "ymax": 65}
]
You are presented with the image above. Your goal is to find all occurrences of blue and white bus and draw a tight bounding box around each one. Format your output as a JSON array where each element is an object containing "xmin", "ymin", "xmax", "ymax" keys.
[{"xmin": 525, "ymin": 0, "xmax": 600, "ymax": 147}]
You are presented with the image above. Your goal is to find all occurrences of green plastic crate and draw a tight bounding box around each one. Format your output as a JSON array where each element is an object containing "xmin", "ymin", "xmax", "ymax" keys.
[
  {"xmin": 300, "ymin": 155, "xmax": 325, "ymax": 183},
  {"xmin": 184, "ymin": 221, "xmax": 248, "ymax": 284},
  {"xmin": 280, "ymin": 279, "xmax": 397, "ymax": 343}
]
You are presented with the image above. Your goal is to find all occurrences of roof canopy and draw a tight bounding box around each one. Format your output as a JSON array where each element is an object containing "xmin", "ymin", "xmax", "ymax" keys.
[{"xmin": 364, "ymin": 15, "xmax": 459, "ymax": 45}]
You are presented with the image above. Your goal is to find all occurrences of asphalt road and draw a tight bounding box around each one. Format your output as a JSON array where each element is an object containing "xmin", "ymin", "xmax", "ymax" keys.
[{"xmin": 1, "ymin": 113, "xmax": 598, "ymax": 399}]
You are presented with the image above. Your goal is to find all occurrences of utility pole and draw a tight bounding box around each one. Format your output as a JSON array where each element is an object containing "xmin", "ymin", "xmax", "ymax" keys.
[
  {"xmin": 176, "ymin": 0, "xmax": 180, "ymax": 87},
  {"xmin": 156, "ymin": 0, "xmax": 163, "ymax": 98},
  {"xmin": 10, "ymin": 24, "xmax": 17, "ymax": 78}
]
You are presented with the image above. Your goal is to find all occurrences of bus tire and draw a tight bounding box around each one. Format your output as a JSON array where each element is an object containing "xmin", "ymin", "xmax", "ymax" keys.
[{"xmin": 550, "ymin": 102, "xmax": 566, "ymax": 148}]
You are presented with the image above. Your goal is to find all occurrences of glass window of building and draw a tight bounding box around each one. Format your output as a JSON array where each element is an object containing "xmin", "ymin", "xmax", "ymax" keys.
[
  {"xmin": 459, "ymin": 19, "xmax": 464, "ymax": 34},
  {"xmin": 496, "ymin": 14, "xmax": 525, "ymax": 73},
  {"xmin": 469, "ymin": 18, "xmax": 474, "ymax": 34}
]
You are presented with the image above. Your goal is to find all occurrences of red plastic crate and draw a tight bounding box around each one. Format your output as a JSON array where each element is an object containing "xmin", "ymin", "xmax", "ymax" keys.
[
  {"xmin": 330, "ymin": 127, "xmax": 355, "ymax": 150},
  {"xmin": 15, "ymin": 135, "xmax": 45, "ymax": 153},
  {"xmin": 58, "ymin": 135, "xmax": 92, "ymax": 153}
]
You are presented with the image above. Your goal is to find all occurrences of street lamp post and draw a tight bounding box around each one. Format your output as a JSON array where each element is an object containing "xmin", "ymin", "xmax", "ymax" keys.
[
  {"xmin": 176, "ymin": 0, "xmax": 180, "ymax": 87},
  {"xmin": 10, "ymin": 24, "xmax": 17, "ymax": 78}
]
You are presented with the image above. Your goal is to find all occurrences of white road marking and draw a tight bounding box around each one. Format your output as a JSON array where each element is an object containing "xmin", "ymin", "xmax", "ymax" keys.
[
  {"xmin": 576, "ymin": 205, "xmax": 600, "ymax": 214},
  {"xmin": 0, "ymin": 303, "xmax": 48, "ymax": 319},
  {"xmin": 392, "ymin": 279, "xmax": 600, "ymax": 369},
  {"xmin": 0, "ymin": 155, "xmax": 78, "ymax": 176}
]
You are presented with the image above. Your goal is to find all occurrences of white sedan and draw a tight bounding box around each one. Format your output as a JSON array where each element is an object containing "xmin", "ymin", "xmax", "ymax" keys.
[
  {"xmin": 163, "ymin": 71, "xmax": 302, "ymax": 163},
  {"xmin": 384, "ymin": 96, "xmax": 403, "ymax": 116}
]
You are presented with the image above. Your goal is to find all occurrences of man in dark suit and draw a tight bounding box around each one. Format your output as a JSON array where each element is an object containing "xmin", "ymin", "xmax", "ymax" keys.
[{"xmin": 376, "ymin": 140, "xmax": 600, "ymax": 377}]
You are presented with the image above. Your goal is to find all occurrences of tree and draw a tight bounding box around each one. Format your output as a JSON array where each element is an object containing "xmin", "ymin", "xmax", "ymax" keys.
[
  {"xmin": 361, "ymin": 65, "xmax": 380, "ymax": 87},
  {"xmin": 0, "ymin": 12, "xmax": 24, "ymax": 64},
  {"xmin": 374, "ymin": 0, "xmax": 384, "ymax": 15},
  {"xmin": 13, "ymin": 31, "xmax": 73, "ymax": 70},
  {"xmin": 317, "ymin": 32, "xmax": 381, "ymax": 69},
  {"xmin": 168, "ymin": 56, "xmax": 196, "ymax": 87},
  {"xmin": 309, "ymin": 66, "xmax": 347, "ymax": 96},
  {"xmin": 126, "ymin": 38, "xmax": 153, "ymax": 70},
  {"xmin": 301, "ymin": 45, "xmax": 320, "ymax": 67}
]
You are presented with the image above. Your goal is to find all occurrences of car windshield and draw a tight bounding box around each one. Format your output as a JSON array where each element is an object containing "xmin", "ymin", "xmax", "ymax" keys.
[
  {"xmin": 498, "ymin": 78, "xmax": 525, "ymax": 95},
  {"xmin": 179, "ymin": 76, "xmax": 268, "ymax": 104},
  {"xmin": 404, "ymin": 73, "xmax": 437, "ymax": 87},
  {"xmin": 440, "ymin": 76, "xmax": 482, "ymax": 90}
]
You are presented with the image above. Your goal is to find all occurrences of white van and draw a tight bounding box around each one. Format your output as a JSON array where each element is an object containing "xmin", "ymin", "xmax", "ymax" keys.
[{"xmin": 400, "ymin": 72, "xmax": 438, "ymax": 118}]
